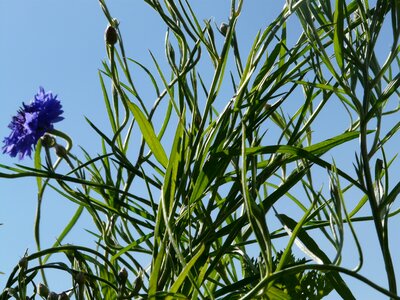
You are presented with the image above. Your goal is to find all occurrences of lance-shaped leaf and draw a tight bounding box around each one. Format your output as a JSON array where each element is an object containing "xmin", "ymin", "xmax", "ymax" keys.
[
  {"xmin": 333, "ymin": 0, "xmax": 344, "ymax": 69},
  {"xmin": 127, "ymin": 101, "xmax": 168, "ymax": 168}
]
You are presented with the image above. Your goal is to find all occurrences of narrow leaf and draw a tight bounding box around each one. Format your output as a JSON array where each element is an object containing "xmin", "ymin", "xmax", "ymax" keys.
[
  {"xmin": 127, "ymin": 101, "xmax": 168, "ymax": 168},
  {"xmin": 333, "ymin": 0, "xmax": 345, "ymax": 69},
  {"xmin": 169, "ymin": 244, "xmax": 205, "ymax": 293}
]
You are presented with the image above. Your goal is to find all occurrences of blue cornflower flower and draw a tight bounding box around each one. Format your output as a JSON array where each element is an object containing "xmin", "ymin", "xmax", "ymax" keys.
[{"xmin": 3, "ymin": 87, "xmax": 64, "ymax": 159}]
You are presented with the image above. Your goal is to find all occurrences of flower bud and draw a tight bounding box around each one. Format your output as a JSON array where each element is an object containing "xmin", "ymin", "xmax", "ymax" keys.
[
  {"xmin": 132, "ymin": 273, "xmax": 143, "ymax": 295},
  {"xmin": 105, "ymin": 25, "xmax": 118, "ymax": 45},
  {"xmin": 54, "ymin": 144, "xmax": 68, "ymax": 158},
  {"xmin": 38, "ymin": 283, "xmax": 50, "ymax": 298},
  {"xmin": 41, "ymin": 133, "xmax": 56, "ymax": 148},
  {"xmin": 118, "ymin": 267, "xmax": 128, "ymax": 285},
  {"xmin": 47, "ymin": 292, "xmax": 58, "ymax": 300},
  {"xmin": 219, "ymin": 22, "xmax": 229, "ymax": 36}
]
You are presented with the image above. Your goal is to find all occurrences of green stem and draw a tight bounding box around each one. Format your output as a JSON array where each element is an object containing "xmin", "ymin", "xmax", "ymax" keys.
[{"xmin": 360, "ymin": 66, "xmax": 397, "ymax": 295}]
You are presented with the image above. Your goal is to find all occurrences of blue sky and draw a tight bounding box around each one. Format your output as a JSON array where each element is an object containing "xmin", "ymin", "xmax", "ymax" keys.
[{"xmin": 0, "ymin": 1, "xmax": 398, "ymax": 299}]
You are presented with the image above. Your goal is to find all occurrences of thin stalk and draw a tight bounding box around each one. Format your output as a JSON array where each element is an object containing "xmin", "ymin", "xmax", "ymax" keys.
[{"xmin": 360, "ymin": 65, "xmax": 397, "ymax": 295}]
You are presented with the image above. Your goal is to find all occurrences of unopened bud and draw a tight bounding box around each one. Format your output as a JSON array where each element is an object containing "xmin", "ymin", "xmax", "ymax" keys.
[
  {"xmin": 47, "ymin": 292, "xmax": 58, "ymax": 300},
  {"xmin": 132, "ymin": 273, "xmax": 143, "ymax": 295},
  {"xmin": 219, "ymin": 22, "xmax": 229, "ymax": 36},
  {"xmin": 105, "ymin": 25, "xmax": 118, "ymax": 45},
  {"xmin": 54, "ymin": 144, "xmax": 68, "ymax": 158},
  {"xmin": 118, "ymin": 267, "xmax": 128, "ymax": 285},
  {"xmin": 41, "ymin": 133, "xmax": 56, "ymax": 148},
  {"xmin": 38, "ymin": 283, "xmax": 50, "ymax": 298}
]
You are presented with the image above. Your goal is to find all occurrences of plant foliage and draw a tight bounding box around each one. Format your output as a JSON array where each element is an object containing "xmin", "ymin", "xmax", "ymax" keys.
[{"xmin": 1, "ymin": 0, "xmax": 400, "ymax": 299}]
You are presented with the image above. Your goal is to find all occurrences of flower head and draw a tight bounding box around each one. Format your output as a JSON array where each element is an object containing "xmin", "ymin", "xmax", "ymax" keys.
[{"xmin": 3, "ymin": 87, "xmax": 64, "ymax": 159}]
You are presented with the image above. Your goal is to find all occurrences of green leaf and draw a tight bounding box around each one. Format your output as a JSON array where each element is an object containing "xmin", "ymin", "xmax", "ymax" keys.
[
  {"xmin": 266, "ymin": 286, "xmax": 292, "ymax": 300},
  {"xmin": 295, "ymin": 80, "xmax": 346, "ymax": 93},
  {"xmin": 190, "ymin": 155, "xmax": 230, "ymax": 204},
  {"xmin": 381, "ymin": 73, "xmax": 400, "ymax": 101},
  {"xmin": 333, "ymin": 0, "xmax": 345, "ymax": 69},
  {"xmin": 148, "ymin": 241, "xmax": 166, "ymax": 297},
  {"xmin": 169, "ymin": 244, "xmax": 205, "ymax": 293},
  {"xmin": 127, "ymin": 101, "xmax": 168, "ymax": 168},
  {"xmin": 278, "ymin": 214, "xmax": 330, "ymax": 263},
  {"xmin": 99, "ymin": 71, "xmax": 117, "ymax": 135},
  {"xmin": 303, "ymin": 130, "xmax": 363, "ymax": 155},
  {"xmin": 162, "ymin": 119, "xmax": 184, "ymax": 213},
  {"xmin": 110, "ymin": 233, "xmax": 153, "ymax": 263},
  {"xmin": 251, "ymin": 39, "xmax": 282, "ymax": 90},
  {"xmin": 218, "ymin": 130, "xmax": 365, "ymax": 162}
]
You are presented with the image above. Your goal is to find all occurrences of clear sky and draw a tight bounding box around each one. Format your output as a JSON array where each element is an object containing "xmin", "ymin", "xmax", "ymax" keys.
[{"xmin": 0, "ymin": 1, "xmax": 398, "ymax": 299}]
